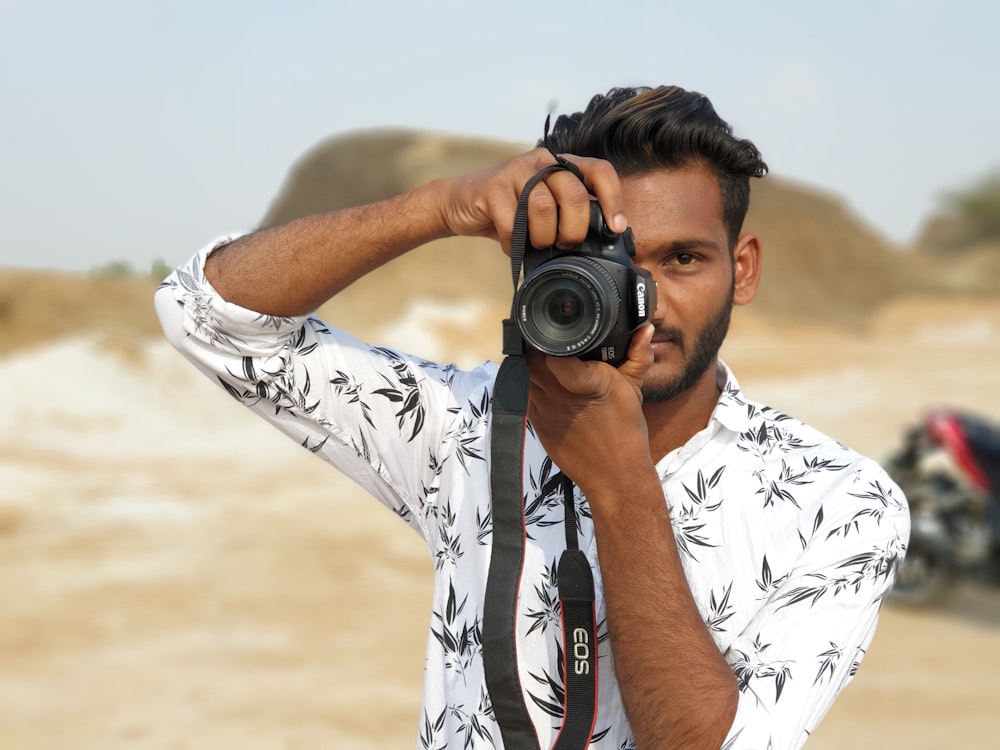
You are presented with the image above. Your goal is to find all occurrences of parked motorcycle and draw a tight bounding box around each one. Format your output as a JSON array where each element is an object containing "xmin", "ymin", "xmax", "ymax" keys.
[{"xmin": 885, "ymin": 408, "xmax": 1000, "ymax": 605}]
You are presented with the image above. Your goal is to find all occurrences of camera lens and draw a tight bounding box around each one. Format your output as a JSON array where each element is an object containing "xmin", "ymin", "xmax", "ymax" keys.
[
  {"xmin": 514, "ymin": 258, "xmax": 620, "ymax": 357},
  {"xmin": 527, "ymin": 278, "xmax": 596, "ymax": 346},
  {"xmin": 545, "ymin": 290, "xmax": 583, "ymax": 328}
]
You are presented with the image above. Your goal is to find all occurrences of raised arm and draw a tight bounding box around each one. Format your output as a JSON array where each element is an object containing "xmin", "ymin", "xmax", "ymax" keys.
[
  {"xmin": 201, "ymin": 149, "xmax": 629, "ymax": 317},
  {"xmin": 524, "ymin": 333, "xmax": 739, "ymax": 748}
]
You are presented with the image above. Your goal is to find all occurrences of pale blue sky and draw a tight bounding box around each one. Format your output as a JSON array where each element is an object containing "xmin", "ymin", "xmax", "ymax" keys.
[{"xmin": 1, "ymin": 0, "xmax": 997, "ymax": 271}]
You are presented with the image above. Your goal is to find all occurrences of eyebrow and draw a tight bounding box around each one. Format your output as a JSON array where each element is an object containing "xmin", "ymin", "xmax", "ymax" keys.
[{"xmin": 646, "ymin": 238, "xmax": 726, "ymax": 256}]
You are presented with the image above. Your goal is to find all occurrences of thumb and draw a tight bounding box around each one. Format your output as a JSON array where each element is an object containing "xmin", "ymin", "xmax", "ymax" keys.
[{"xmin": 616, "ymin": 324, "xmax": 655, "ymax": 382}]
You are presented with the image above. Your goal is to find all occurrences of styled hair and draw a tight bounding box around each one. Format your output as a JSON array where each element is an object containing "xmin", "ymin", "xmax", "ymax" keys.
[{"xmin": 540, "ymin": 86, "xmax": 768, "ymax": 246}]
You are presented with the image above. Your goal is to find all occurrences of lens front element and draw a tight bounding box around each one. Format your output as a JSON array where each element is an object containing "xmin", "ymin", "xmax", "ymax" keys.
[{"xmin": 514, "ymin": 258, "xmax": 620, "ymax": 357}]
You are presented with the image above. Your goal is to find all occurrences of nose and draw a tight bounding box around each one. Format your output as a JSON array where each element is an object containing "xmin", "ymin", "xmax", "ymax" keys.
[{"xmin": 649, "ymin": 277, "xmax": 667, "ymax": 326}]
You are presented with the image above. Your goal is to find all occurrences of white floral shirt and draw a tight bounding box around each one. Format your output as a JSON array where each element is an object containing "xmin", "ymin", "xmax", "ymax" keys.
[{"xmin": 155, "ymin": 241, "xmax": 909, "ymax": 750}]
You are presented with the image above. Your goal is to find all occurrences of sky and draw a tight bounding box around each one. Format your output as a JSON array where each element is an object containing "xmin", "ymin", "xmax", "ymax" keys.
[{"xmin": 1, "ymin": 0, "xmax": 998, "ymax": 272}]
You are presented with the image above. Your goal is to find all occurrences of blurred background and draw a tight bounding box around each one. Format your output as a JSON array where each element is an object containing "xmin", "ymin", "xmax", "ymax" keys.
[{"xmin": 1, "ymin": 1, "xmax": 999, "ymax": 748}]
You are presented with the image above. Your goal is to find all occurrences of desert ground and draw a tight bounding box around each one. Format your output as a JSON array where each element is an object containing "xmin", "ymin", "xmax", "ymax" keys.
[{"xmin": 0, "ymin": 279, "xmax": 998, "ymax": 749}]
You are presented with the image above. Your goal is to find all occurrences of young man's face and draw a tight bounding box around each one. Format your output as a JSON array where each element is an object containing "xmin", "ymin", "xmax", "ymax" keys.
[{"xmin": 622, "ymin": 163, "xmax": 760, "ymax": 403}]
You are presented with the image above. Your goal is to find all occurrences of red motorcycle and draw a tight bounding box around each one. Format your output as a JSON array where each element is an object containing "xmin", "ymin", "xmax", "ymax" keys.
[{"xmin": 886, "ymin": 408, "xmax": 1000, "ymax": 605}]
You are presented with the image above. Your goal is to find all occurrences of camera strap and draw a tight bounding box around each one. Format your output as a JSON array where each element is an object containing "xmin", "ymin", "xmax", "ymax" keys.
[{"xmin": 484, "ymin": 161, "xmax": 599, "ymax": 750}]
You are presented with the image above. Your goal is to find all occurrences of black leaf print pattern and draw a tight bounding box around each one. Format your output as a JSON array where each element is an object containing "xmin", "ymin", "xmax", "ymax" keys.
[
  {"xmin": 811, "ymin": 506, "xmax": 825, "ymax": 536},
  {"xmin": 217, "ymin": 375, "xmax": 254, "ymax": 403},
  {"xmin": 369, "ymin": 346, "xmax": 427, "ymax": 441},
  {"xmin": 427, "ymin": 449, "xmax": 444, "ymax": 479},
  {"xmin": 683, "ymin": 465, "xmax": 726, "ymax": 510},
  {"xmin": 732, "ymin": 635, "xmax": 794, "ymax": 703},
  {"xmin": 475, "ymin": 505, "xmax": 492, "ymax": 545},
  {"xmin": 753, "ymin": 458, "xmax": 814, "ymax": 509},
  {"xmin": 670, "ymin": 509, "xmax": 717, "ymax": 561},
  {"xmin": 287, "ymin": 324, "xmax": 318, "ymax": 356},
  {"xmin": 778, "ymin": 545, "xmax": 897, "ymax": 610},
  {"xmin": 706, "ymin": 582, "xmax": 737, "ymax": 633},
  {"xmin": 443, "ymin": 410, "xmax": 487, "ymax": 475},
  {"xmin": 755, "ymin": 555, "xmax": 790, "ymax": 598},
  {"xmin": 830, "ymin": 478, "xmax": 906, "ymax": 539},
  {"xmin": 330, "ymin": 370, "xmax": 376, "ymax": 428},
  {"xmin": 589, "ymin": 726, "xmax": 612, "ymax": 744},
  {"xmin": 814, "ymin": 642, "xmax": 842, "ymax": 686},
  {"xmin": 849, "ymin": 648, "xmax": 865, "ymax": 678},
  {"xmin": 449, "ymin": 687, "xmax": 497, "ymax": 749},
  {"xmin": 739, "ymin": 415, "xmax": 817, "ymax": 462},
  {"xmin": 527, "ymin": 455, "xmax": 557, "ymax": 495},
  {"xmin": 671, "ymin": 467, "xmax": 726, "ymax": 561},
  {"xmin": 431, "ymin": 582, "xmax": 481, "ymax": 684},
  {"xmin": 227, "ymin": 351, "xmax": 320, "ymax": 417},
  {"xmin": 435, "ymin": 500, "xmax": 464, "ymax": 570},
  {"xmin": 528, "ymin": 644, "xmax": 567, "ymax": 719},
  {"xmin": 300, "ymin": 435, "xmax": 328, "ymax": 454},
  {"xmin": 420, "ymin": 707, "xmax": 449, "ymax": 750},
  {"xmin": 525, "ymin": 559, "xmax": 561, "ymax": 637},
  {"xmin": 741, "ymin": 421, "xmax": 777, "ymax": 459},
  {"xmin": 524, "ymin": 462, "xmax": 565, "ymax": 534}
]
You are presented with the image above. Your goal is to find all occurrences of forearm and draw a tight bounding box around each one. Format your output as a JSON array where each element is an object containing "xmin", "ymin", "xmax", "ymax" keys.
[
  {"xmin": 588, "ymin": 468, "xmax": 737, "ymax": 749},
  {"xmin": 205, "ymin": 179, "xmax": 454, "ymax": 316}
]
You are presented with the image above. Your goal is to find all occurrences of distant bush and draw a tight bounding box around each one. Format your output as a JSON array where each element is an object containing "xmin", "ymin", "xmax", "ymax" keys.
[
  {"xmin": 942, "ymin": 170, "xmax": 1000, "ymax": 246},
  {"xmin": 90, "ymin": 258, "xmax": 173, "ymax": 281},
  {"xmin": 149, "ymin": 258, "xmax": 172, "ymax": 282},
  {"xmin": 90, "ymin": 260, "xmax": 136, "ymax": 279}
]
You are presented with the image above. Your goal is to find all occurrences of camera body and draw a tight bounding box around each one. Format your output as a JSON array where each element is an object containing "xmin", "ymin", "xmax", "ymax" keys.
[{"xmin": 513, "ymin": 202, "xmax": 657, "ymax": 366}]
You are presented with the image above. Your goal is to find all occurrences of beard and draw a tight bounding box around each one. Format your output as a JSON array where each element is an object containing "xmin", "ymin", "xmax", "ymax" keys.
[{"xmin": 641, "ymin": 286, "xmax": 734, "ymax": 404}]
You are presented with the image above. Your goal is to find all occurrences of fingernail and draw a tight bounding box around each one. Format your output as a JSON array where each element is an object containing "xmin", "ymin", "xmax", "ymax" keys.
[{"xmin": 611, "ymin": 213, "xmax": 627, "ymax": 232}]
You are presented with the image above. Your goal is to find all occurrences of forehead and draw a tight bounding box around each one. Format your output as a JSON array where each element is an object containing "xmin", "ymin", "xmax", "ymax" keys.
[{"xmin": 620, "ymin": 164, "xmax": 726, "ymax": 243}]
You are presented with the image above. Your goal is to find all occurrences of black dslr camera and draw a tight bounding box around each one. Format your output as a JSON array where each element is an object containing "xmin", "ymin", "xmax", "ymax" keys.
[{"xmin": 513, "ymin": 202, "xmax": 656, "ymax": 366}]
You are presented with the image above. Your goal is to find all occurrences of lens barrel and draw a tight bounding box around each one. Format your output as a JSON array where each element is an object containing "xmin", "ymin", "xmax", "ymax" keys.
[{"xmin": 514, "ymin": 257, "xmax": 621, "ymax": 357}]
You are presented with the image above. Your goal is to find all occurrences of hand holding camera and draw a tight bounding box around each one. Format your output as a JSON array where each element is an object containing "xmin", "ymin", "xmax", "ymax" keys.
[{"xmin": 515, "ymin": 201, "xmax": 657, "ymax": 366}]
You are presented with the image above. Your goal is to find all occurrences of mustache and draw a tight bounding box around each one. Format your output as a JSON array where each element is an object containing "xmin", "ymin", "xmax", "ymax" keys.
[{"xmin": 650, "ymin": 326, "xmax": 684, "ymax": 347}]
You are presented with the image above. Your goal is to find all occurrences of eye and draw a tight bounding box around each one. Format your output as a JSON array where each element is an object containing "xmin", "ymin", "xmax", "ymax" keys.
[{"xmin": 664, "ymin": 251, "xmax": 699, "ymax": 268}]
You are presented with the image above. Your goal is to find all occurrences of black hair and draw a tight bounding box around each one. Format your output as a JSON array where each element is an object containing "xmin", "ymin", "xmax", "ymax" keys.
[{"xmin": 540, "ymin": 86, "xmax": 768, "ymax": 245}]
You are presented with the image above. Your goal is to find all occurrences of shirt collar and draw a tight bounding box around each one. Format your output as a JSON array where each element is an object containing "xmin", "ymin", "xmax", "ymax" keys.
[
  {"xmin": 711, "ymin": 359, "xmax": 753, "ymax": 435},
  {"xmin": 656, "ymin": 360, "xmax": 752, "ymax": 478}
]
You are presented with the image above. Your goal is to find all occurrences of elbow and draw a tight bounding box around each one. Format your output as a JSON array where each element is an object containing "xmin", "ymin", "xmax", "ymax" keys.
[
  {"xmin": 713, "ymin": 681, "xmax": 740, "ymax": 748},
  {"xmin": 153, "ymin": 277, "xmax": 188, "ymax": 352}
]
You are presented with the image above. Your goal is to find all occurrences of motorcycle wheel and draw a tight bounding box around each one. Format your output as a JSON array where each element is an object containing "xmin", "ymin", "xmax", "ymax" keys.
[{"xmin": 889, "ymin": 541, "xmax": 954, "ymax": 606}]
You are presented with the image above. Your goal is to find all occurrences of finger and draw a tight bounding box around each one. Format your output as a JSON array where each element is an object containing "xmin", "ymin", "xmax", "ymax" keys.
[
  {"xmin": 617, "ymin": 324, "xmax": 655, "ymax": 382},
  {"xmin": 570, "ymin": 156, "xmax": 628, "ymax": 233},
  {"xmin": 525, "ymin": 184, "xmax": 559, "ymax": 250},
  {"xmin": 525, "ymin": 347, "xmax": 567, "ymax": 393},
  {"xmin": 490, "ymin": 196, "xmax": 519, "ymax": 256},
  {"xmin": 540, "ymin": 353, "xmax": 608, "ymax": 399},
  {"xmin": 544, "ymin": 169, "xmax": 594, "ymax": 249},
  {"xmin": 493, "ymin": 149, "xmax": 561, "ymax": 252}
]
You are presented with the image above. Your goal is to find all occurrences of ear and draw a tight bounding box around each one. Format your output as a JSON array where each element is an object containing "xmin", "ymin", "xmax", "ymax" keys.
[{"xmin": 732, "ymin": 232, "xmax": 762, "ymax": 306}]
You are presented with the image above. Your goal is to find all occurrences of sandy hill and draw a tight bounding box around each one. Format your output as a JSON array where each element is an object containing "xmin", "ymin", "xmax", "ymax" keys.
[
  {"xmin": 1, "ymin": 128, "xmax": 997, "ymax": 356},
  {"xmin": 0, "ymin": 268, "xmax": 162, "ymax": 357}
]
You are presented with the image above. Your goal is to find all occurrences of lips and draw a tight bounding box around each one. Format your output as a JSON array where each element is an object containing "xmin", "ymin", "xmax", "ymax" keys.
[
  {"xmin": 650, "ymin": 328, "xmax": 683, "ymax": 356},
  {"xmin": 651, "ymin": 329, "xmax": 681, "ymax": 346}
]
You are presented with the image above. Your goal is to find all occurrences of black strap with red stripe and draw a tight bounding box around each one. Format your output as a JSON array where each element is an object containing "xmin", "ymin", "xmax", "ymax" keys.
[{"xmin": 483, "ymin": 157, "xmax": 599, "ymax": 750}]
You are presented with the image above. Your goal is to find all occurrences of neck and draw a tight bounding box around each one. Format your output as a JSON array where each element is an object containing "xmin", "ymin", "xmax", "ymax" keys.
[{"xmin": 643, "ymin": 360, "xmax": 723, "ymax": 463}]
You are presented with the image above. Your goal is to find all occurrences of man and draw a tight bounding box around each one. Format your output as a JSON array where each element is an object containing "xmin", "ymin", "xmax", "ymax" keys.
[{"xmin": 156, "ymin": 86, "xmax": 909, "ymax": 749}]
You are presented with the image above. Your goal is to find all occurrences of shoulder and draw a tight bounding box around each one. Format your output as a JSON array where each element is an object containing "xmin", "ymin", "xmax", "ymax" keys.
[
  {"xmin": 742, "ymin": 398, "xmax": 908, "ymax": 538},
  {"xmin": 735, "ymin": 398, "xmax": 857, "ymax": 463}
]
